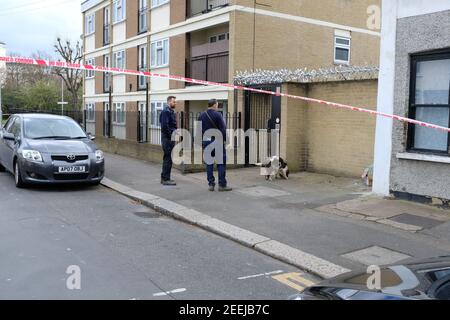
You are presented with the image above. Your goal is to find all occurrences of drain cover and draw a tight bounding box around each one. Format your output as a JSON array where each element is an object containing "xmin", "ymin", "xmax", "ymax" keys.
[
  {"xmin": 133, "ymin": 210, "xmax": 161, "ymax": 219},
  {"xmin": 389, "ymin": 213, "xmax": 443, "ymax": 229},
  {"xmin": 342, "ymin": 246, "xmax": 411, "ymax": 266}
]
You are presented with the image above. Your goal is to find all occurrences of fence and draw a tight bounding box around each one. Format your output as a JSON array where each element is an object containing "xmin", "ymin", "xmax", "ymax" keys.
[{"xmin": 88, "ymin": 110, "xmax": 241, "ymax": 147}]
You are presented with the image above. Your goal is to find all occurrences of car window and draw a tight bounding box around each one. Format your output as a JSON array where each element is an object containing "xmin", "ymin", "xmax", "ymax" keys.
[
  {"xmin": 3, "ymin": 116, "xmax": 15, "ymax": 132},
  {"xmin": 435, "ymin": 281, "xmax": 450, "ymax": 300},
  {"xmin": 23, "ymin": 117, "xmax": 86, "ymax": 139},
  {"xmin": 9, "ymin": 118, "xmax": 21, "ymax": 137}
]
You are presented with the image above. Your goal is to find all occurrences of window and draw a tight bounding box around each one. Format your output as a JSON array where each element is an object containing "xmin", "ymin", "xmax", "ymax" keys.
[
  {"xmin": 408, "ymin": 51, "xmax": 450, "ymax": 154},
  {"xmin": 151, "ymin": 39, "xmax": 169, "ymax": 68},
  {"xmin": 209, "ymin": 33, "xmax": 229, "ymax": 43},
  {"xmin": 113, "ymin": 0, "xmax": 126, "ymax": 23},
  {"xmin": 113, "ymin": 50, "xmax": 126, "ymax": 69},
  {"xmin": 151, "ymin": 0, "xmax": 169, "ymax": 8},
  {"xmin": 9, "ymin": 117, "xmax": 21, "ymax": 137},
  {"xmin": 138, "ymin": 45, "xmax": 147, "ymax": 89},
  {"xmin": 85, "ymin": 59, "xmax": 95, "ymax": 78},
  {"xmin": 85, "ymin": 13, "xmax": 95, "ymax": 35},
  {"xmin": 104, "ymin": 7, "xmax": 110, "ymax": 45},
  {"xmin": 113, "ymin": 103, "xmax": 126, "ymax": 124},
  {"xmin": 85, "ymin": 103, "xmax": 95, "ymax": 122},
  {"xmin": 139, "ymin": 0, "xmax": 148, "ymax": 33},
  {"xmin": 150, "ymin": 102, "xmax": 165, "ymax": 126},
  {"xmin": 334, "ymin": 37, "xmax": 351, "ymax": 65}
]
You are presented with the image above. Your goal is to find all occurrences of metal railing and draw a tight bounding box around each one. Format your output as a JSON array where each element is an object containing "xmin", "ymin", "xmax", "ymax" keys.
[{"xmin": 187, "ymin": 0, "xmax": 229, "ymax": 18}]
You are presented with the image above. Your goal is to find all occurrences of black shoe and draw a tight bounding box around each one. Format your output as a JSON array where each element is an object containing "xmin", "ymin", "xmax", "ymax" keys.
[
  {"xmin": 208, "ymin": 185, "xmax": 215, "ymax": 192},
  {"xmin": 161, "ymin": 179, "xmax": 176, "ymax": 186},
  {"xmin": 218, "ymin": 186, "xmax": 232, "ymax": 192}
]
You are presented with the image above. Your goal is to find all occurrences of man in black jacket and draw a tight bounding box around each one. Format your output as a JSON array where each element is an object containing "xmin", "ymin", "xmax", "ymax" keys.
[
  {"xmin": 198, "ymin": 99, "xmax": 232, "ymax": 192},
  {"xmin": 159, "ymin": 96, "xmax": 177, "ymax": 186}
]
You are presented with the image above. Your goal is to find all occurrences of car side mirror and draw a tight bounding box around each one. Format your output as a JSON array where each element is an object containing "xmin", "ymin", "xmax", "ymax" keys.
[
  {"xmin": 2, "ymin": 132, "xmax": 15, "ymax": 141},
  {"xmin": 89, "ymin": 134, "xmax": 96, "ymax": 141}
]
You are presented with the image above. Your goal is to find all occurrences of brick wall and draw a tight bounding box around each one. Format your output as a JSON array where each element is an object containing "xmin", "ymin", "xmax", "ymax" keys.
[
  {"xmin": 126, "ymin": 47, "xmax": 138, "ymax": 92},
  {"xmin": 95, "ymin": 8, "xmax": 104, "ymax": 49},
  {"xmin": 126, "ymin": 0, "xmax": 138, "ymax": 39},
  {"xmin": 126, "ymin": 101, "xmax": 138, "ymax": 140},
  {"xmin": 94, "ymin": 56, "xmax": 104, "ymax": 94},
  {"xmin": 283, "ymin": 80, "xmax": 378, "ymax": 177},
  {"xmin": 169, "ymin": 35, "xmax": 186, "ymax": 90}
]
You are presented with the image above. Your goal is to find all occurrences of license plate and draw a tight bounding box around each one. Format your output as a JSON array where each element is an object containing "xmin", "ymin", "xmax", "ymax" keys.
[{"xmin": 58, "ymin": 166, "xmax": 86, "ymax": 173}]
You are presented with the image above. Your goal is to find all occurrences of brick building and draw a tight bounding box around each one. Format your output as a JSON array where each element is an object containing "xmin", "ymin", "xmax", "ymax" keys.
[{"xmin": 81, "ymin": 0, "xmax": 381, "ymax": 176}]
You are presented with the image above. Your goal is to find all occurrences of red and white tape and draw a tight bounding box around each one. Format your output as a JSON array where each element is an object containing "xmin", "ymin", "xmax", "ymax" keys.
[{"xmin": 1, "ymin": 55, "xmax": 449, "ymax": 133}]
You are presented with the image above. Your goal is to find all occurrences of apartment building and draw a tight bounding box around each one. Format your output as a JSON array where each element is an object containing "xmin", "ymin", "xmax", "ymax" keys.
[{"xmin": 81, "ymin": 0, "xmax": 380, "ymax": 146}]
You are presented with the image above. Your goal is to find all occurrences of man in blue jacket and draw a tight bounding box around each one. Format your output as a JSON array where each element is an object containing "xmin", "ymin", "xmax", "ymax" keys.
[
  {"xmin": 159, "ymin": 96, "xmax": 177, "ymax": 186},
  {"xmin": 198, "ymin": 99, "xmax": 232, "ymax": 192}
]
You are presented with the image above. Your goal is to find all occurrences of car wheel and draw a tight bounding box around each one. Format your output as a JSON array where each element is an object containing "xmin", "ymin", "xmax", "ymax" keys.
[{"xmin": 14, "ymin": 161, "xmax": 26, "ymax": 188}]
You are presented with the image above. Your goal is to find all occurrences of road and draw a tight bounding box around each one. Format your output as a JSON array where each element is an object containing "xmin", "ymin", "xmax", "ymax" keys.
[{"xmin": 0, "ymin": 170, "xmax": 318, "ymax": 300}]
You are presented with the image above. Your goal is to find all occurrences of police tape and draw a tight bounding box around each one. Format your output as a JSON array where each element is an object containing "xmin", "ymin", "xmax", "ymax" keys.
[{"xmin": 1, "ymin": 55, "xmax": 449, "ymax": 133}]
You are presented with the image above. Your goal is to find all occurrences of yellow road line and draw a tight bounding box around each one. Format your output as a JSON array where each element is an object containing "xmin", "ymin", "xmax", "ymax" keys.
[{"xmin": 272, "ymin": 272, "xmax": 316, "ymax": 292}]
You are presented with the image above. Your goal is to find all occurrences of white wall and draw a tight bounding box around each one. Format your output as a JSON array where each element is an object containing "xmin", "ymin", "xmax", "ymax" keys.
[
  {"xmin": 113, "ymin": 21, "xmax": 126, "ymax": 43},
  {"xmin": 397, "ymin": 0, "xmax": 450, "ymax": 19},
  {"xmin": 372, "ymin": 0, "xmax": 398, "ymax": 196},
  {"xmin": 113, "ymin": 75, "xmax": 126, "ymax": 93},
  {"xmin": 85, "ymin": 35, "xmax": 96, "ymax": 53},
  {"xmin": 85, "ymin": 79, "xmax": 96, "ymax": 96},
  {"xmin": 150, "ymin": 67, "xmax": 170, "ymax": 91},
  {"xmin": 151, "ymin": 3, "xmax": 170, "ymax": 32}
]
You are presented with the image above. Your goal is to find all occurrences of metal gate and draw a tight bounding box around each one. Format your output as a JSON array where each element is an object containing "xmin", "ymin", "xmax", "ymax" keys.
[
  {"xmin": 138, "ymin": 102, "xmax": 148, "ymax": 143},
  {"xmin": 244, "ymin": 85, "xmax": 281, "ymax": 165}
]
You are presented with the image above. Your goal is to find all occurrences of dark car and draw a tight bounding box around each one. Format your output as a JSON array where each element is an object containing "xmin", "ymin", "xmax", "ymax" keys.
[
  {"xmin": 290, "ymin": 256, "xmax": 450, "ymax": 300},
  {"xmin": 0, "ymin": 114, "xmax": 104, "ymax": 188}
]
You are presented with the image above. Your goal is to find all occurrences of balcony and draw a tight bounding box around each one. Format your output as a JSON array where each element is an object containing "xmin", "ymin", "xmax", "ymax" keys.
[
  {"xmin": 187, "ymin": 0, "xmax": 229, "ymax": 18},
  {"xmin": 187, "ymin": 40, "xmax": 229, "ymax": 84}
]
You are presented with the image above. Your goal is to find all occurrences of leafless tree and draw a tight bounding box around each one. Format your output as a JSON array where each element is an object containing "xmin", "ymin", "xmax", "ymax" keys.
[{"xmin": 53, "ymin": 38, "xmax": 83, "ymax": 110}]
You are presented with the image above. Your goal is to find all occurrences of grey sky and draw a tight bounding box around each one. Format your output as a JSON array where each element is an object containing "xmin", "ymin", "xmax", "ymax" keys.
[{"xmin": 0, "ymin": 0, "xmax": 82, "ymax": 58}]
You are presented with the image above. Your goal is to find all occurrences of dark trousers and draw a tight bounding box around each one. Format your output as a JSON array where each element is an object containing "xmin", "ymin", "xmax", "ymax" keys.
[
  {"xmin": 161, "ymin": 136, "xmax": 175, "ymax": 181},
  {"xmin": 203, "ymin": 141, "xmax": 227, "ymax": 187}
]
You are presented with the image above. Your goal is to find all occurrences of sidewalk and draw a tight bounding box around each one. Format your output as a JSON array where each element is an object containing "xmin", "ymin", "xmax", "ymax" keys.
[{"xmin": 103, "ymin": 153, "xmax": 450, "ymax": 279}]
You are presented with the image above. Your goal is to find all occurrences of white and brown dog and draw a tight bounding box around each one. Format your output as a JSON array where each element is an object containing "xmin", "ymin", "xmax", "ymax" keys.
[{"xmin": 261, "ymin": 156, "xmax": 290, "ymax": 181}]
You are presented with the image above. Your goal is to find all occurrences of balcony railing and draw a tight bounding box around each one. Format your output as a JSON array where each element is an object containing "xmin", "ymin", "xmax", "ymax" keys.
[
  {"xmin": 187, "ymin": 41, "xmax": 229, "ymax": 84},
  {"xmin": 187, "ymin": 0, "xmax": 229, "ymax": 18}
]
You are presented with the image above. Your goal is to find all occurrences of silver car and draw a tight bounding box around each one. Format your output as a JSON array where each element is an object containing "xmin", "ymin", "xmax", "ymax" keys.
[{"xmin": 0, "ymin": 114, "xmax": 105, "ymax": 188}]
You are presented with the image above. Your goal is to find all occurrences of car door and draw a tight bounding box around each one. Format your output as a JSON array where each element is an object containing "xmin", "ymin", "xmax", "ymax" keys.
[
  {"xmin": 3, "ymin": 117, "xmax": 21, "ymax": 172},
  {"xmin": 0, "ymin": 116, "xmax": 15, "ymax": 169}
]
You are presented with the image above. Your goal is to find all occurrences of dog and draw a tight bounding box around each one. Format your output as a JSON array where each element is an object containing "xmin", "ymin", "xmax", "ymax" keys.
[{"xmin": 261, "ymin": 156, "xmax": 290, "ymax": 181}]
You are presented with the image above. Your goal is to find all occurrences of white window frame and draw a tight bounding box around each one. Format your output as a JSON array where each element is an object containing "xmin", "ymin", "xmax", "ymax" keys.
[
  {"xmin": 139, "ymin": 0, "xmax": 148, "ymax": 33},
  {"xmin": 209, "ymin": 32, "xmax": 229, "ymax": 43},
  {"xmin": 85, "ymin": 103, "xmax": 95, "ymax": 122},
  {"xmin": 150, "ymin": 101, "xmax": 165, "ymax": 127},
  {"xmin": 150, "ymin": 39, "xmax": 169, "ymax": 68},
  {"xmin": 112, "ymin": 102, "xmax": 126, "ymax": 125},
  {"xmin": 85, "ymin": 13, "xmax": 95, "ymax": 35},
  {"xmin": 138, "ymin": 45, "xmax": 148, "ymax": 89},
  {"xmin": 113, "ymin": 0, "xmax": 126, "ymax": 24},
  {"xmin": 334, "ymin": 36, "xmax": 351, "ymax": 65},
  {"xmin": 85, "ymin": 59, "xmax": 95, "ymax": 79},
  {"xmin": 151, "ymin": 0, "xmax": 169, "ymax": 9},
  {"xmin": 113, "ymin": 50, "xmax": 126, "ymax": 69}
]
